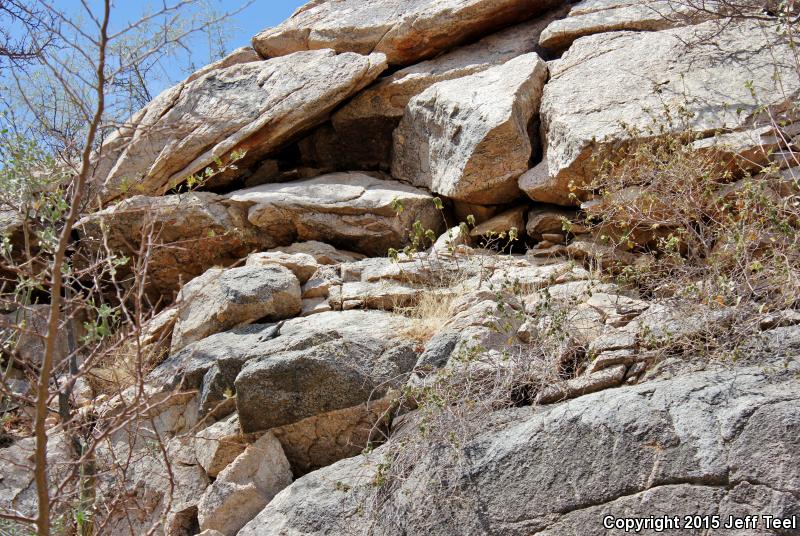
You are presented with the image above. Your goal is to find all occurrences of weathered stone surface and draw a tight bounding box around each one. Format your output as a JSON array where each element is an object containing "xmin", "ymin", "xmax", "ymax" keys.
[
  {"xmin": 393, "ymin": 53, "xmax": 548, "ymax": 204},
  {"xmin": 469, "ymin": 207, "xmax": 525, "ymax": 238},
  {"xmin": 523, "ymin": 20, "xmax": 800, "ymax": 205},
  {"xmin": 539, "ymin": 0, "xmax": 704, "ymax": 51},
  {"xmin": 526, "ymin": 205, "xmax": 576, "ymax": 239},
  {"xmin": 228, "ymin": 172, "xmax": 443, "ymax": 256},
  {"xmin": 77, "ymin": 192, "xmax": 273, "ymax": 298},
  {"xmin": 240, "ymin": 358, "xmax": 800, "ymax": 535},
  {"xmin": 271, "ymin": 399, "xmax": 393, "ymax": 475},
  {"xmin": 246, "ymin": 250, "xmax": 320, "ymax": 283},
  {"xmin": 92, "ymin": 49, "xmax": 386, "ymax": 203},
  {"xmin": 312, "ymin": 12, "xmax": 567, "ymax": 171},
  {"xmin": 194, "ymin": 414, "xmax": 247, "ymax": 478},
  {"xmin": 268, "ymin": 241, "xmax": 365, "ymax": 265},
  {"xmin": 150, "ymin": 323, "xmax": 281, "ymax": 395},
  {"xmin": 252, "ymin": 0, "xmax": 562, "ymax": 66},
  {"xmin": 235, "ymin": 310, "xmax": 418, "ymax": 433},
  {"xmin": 197, "ymin": 431, "xmax": 292, "ymax": 536},
  {"xmin": 171, "ymin": 265, "xmax": 301, "ymax": 353}
]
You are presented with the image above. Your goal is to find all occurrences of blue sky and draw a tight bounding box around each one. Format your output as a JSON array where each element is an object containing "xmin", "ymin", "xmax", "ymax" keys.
[
  {"xmin": 60, "ymin": 0, "xmax": 307, "ymax": 92},
  {"xmin": 115, "ymin": 0, "xmax": 305, "ymax": 84}
]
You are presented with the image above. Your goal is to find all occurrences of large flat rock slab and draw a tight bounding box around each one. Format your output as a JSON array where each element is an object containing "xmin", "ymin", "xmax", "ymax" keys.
[
  {"xmin": 522, "ymin": 19, "xmax": 800, "ymax": 205},
  {"xmin": 252, "ymin": 0, "xmax": 562, "ymax": 66},
  {"xmin": 228, "ymin": 172, "xmax": 444, "ymax": 257},
  {"xmin": 392, "ymin": 53, "xmax": 548, "ymax": 204},
  {"xmin": 92, "ymin": 49, "xmax": 386, "ymax": 203}
]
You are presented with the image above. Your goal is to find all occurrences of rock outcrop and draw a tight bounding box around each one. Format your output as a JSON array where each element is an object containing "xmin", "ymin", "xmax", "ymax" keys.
[
  {"xmin": 197, "ymin": 431, "xmax": 292, "ymax": 536},
  {"xmin": 307, "ymin": 11, "xmax": 566, "ymax": 171},
  {"xmin": 92, "ymin": 50, "xmax": 386, "ymax": 203},
  {"xmin": 392, "ymin": 53, "xmax": 548, "ymax": 204},
  {"xmin": 252, "ymin": 0, "xmax": 562, "ymax": 66},
  {"xmin": 522, "ymin": 19, "xmax": 800, "ymax": 205},
  {"xmin": 239, "ymin": 344, "xmax": 800, "ymax": 535},
  {"xmin": 170, "ymin": 264, "xmax": 301, "ymax": 353},
  {"xmin": 228, "ymin": 172, "xmax": 443, "ymax": 256},
  {"xmin": 538, "ymin": 0, "xmax": 705, "ymax": 51},
  {"xmin": 77, "ymin": 192, "xmax": 274, "ymax": 298}
]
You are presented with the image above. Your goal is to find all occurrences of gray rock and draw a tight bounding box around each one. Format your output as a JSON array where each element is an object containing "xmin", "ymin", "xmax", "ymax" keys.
[
  {"xmin": 228, "ymin": 172, "xmax": 443, "ymax": 257},
  {"xmin": 235, "ymin": 331, "xmax": 418, "ymax": 433},
  {"xmin": 150, "ymin": 323, "xmax": 281, "ymax": 394},
  {"xmin": 93, "ymin": 49, "xmax": 386, "ymax": 204},
  {"xmin": 240, "ymin": 357, "xmax": 800, "ymax": 535},
  {"xmin": 170, "ymin": 265, "xmax": 301, "ymax": 353},
  {"xmin": 523, "ymin": 20, "xmax": 800, "ymax": 205},
  {"xmin": 252, "ymin": 0, "xmax": 562, "ymax": 66},
  {"xmin": 392, "ymin": 53, "xmax": 548, "ymax": 204}
]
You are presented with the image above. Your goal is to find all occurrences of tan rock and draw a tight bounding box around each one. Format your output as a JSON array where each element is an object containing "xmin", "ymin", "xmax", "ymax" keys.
[
  {"xmin": 252, "ymin": 0, "xmax": 562, "ymax": 66},
  {"xmin": 314, "ymin": 11, "xmax": 567, "ymax": 171},
  {"xmin": 228, "ymin": 172, "xmax": 444, "ymax": 257},
  {"xmin": 526, "ymin": 205, "xmax": 576, "ymax": 239},
  {"xmin": 93, "ymin": 49, "xmax": 386, "ymax": 203},
  {"xmin": 197, "ymin": 432, "xmax": 292, "ymax": 536},
  {"xmin": 170, "ymin": 265, "xmax": 301, "ymax": 353},
  {"xmin": 267, "ymin": 241, "xmax": 364, "ymax": 265},
  {"xmin": 271, "ymin": 399, "xmax": 393, "ymax": 475},
  {"xmin": 393, "ymin": 53, "xmax": 548, "ymax": 204},
  {"xmin": 194, "ymin": 415, "xmax": 247, "ymax": 478},
  {"xmin": 537, "ymin": 364, "xmax": 627, "ymax": 404},
  {"xmin": 77, "ymin": 192, "xmax": 273, "ymax": 298},
  {"xmin": 246, "ymin": 251, "xmax": 319, "ymax": 283},
  {"xmin": 525, "ymin": 20, "xmax": 800, "ymax": 205},
  {"xmin": 470, "ymin": 207, "xmax": 525, "ymax": 238}
]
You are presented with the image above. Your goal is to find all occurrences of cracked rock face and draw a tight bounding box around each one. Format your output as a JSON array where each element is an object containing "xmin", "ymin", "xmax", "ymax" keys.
[
  {"xmin": 306, "ymin": 11, "xmax": 566, "ymax": 172},
  {"xmin": 392, "ymin": 53, "xmax": 548, "ymax": 204},
  {"xmin": 228, "ymin": 172, "xmax": 444, "ymax": 257},
  {"xmin": 92, "ymin": 49, "xmax": 386, "ymax": 204},
  {"xmin": 238, "ymin": 355, "xmax": 800, "ymax": 535},
  {"xmin": 235, "ymin": 329, "xmax": 418, "ymax": 433},
  {"xmin": 170, "ymin": 264, "xmax": 302, "ymax": 353},
  {"xmin": 77, "ymin": 192, "xmax": 275, "ymax": 299},
  {"xmin": 523, "ymin": 19, "xmax": 800, "ymax": 205},
  {"xmin": 538, "ymin": 0, "xmax": 706, "ymax": 51},
  {"xmin": 252, "ymin": 0, "xmax": 562, "ymax": 66}
]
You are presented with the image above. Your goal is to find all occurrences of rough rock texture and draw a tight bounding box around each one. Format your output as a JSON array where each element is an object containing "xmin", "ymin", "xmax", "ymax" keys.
[
  {"xmin": 92, "ymin": 49, "xmax": 386, "ymax": 203},
  {"xmin": 194, "ymin": 414, "xmax": 247, "ymax": 478},
  {"xmin": 523, "ymin": 19, "xmax": 800, "ymax": 205},
  {"xmin": 271, "ymin": 399, "xmax": 392, "ymax": 475},
  {"xmin": 539, "ymin": 0, "xmax": 704, "ymax": 51},
  {"xmin": 77, "ymin": 192, "xmax": 273, "ymax": 298},
  {"xmin": 228, "ymin": 173, "xmax": 443, "ymax": 256},
  {"xmin": 197, "ymin": 431, "xmax": 292, "ymax": 536},
  {"xmin": 305, "ymin": 11, "xmax": 567, "ymax": 171},
  {"xmin": 239, "ymin": 352, "xmax": 800, "ymax": 535},
  {"xmin": 170, "ymin": 265, "xmax": 301, "ymax": 352},
  {"xmin": 392, "ymin": 53, "xmax": 547, "ymax": 204},
  {"xmin": 235, "ymin": 325, "xmax": 418, "ymax": 433},
  {"xmin": 252, "ymin": 0, "xmax": 562, "ymax": 66}
]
